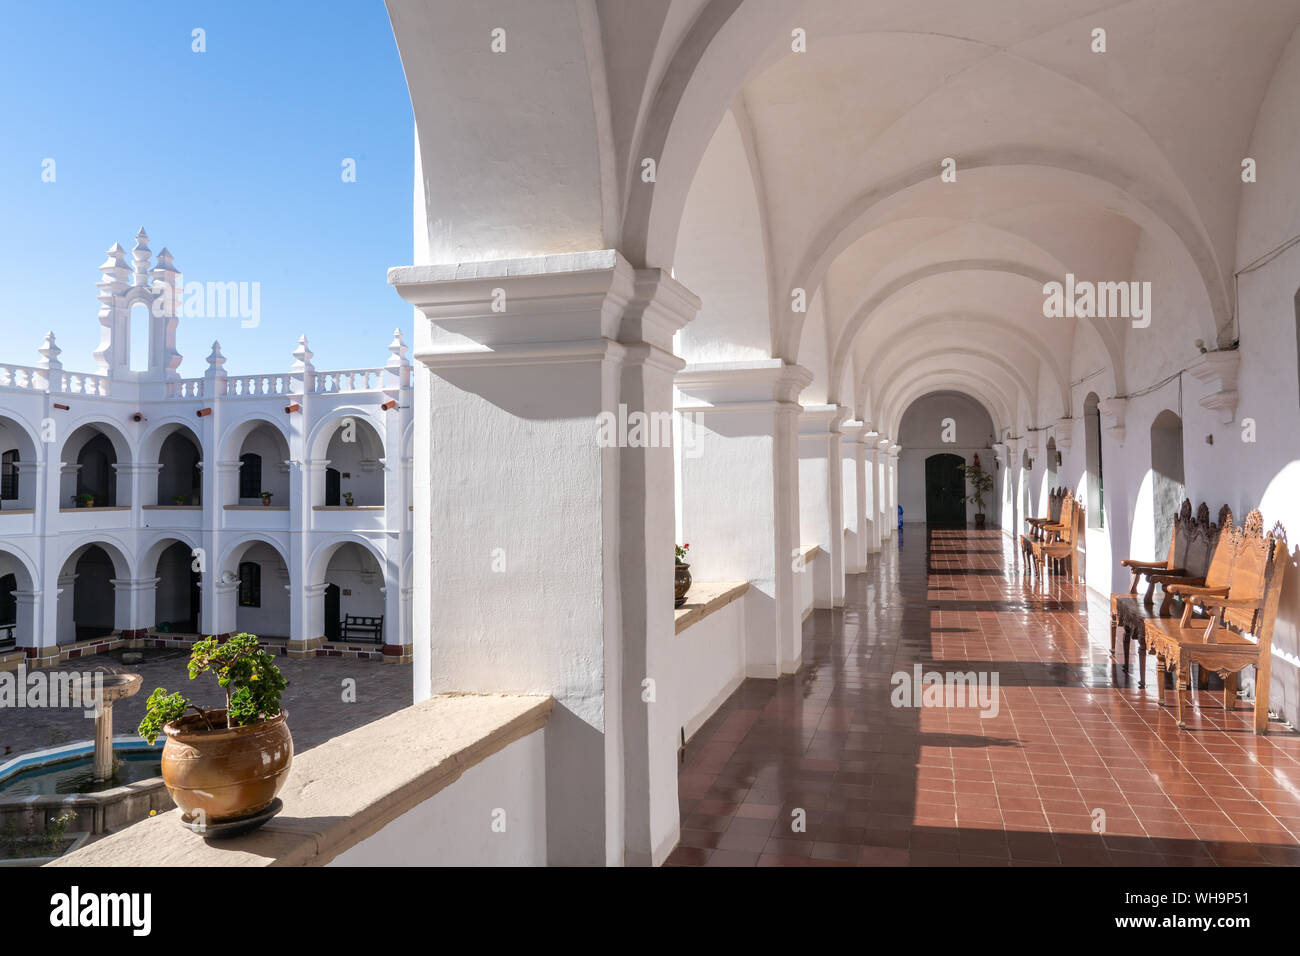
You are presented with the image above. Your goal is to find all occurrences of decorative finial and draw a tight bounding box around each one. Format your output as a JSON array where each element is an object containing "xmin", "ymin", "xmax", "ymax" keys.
[
  {"xmin": 131, "ymin": 228, "xmax": 152, "ymax": 287},
  {"xmin": 38, "ymin": 331, "xmax": 62, "ymax": 370},
  {"xmin": 387, "ymin": 328, "xmax": 409, "ymax": 367},
  {"xmin": 291, "ymin": 335, "xmax": 314, "ymax": 372},
  {"xmin": 206, "ymin": 340, "xmax": 226, "ymax": 370}
]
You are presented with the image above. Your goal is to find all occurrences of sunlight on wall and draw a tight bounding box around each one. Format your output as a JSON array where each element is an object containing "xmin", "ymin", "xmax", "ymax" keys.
[{"xmin": 1128, "ymin": 468, "xmax": 1156, "ymax": 564}]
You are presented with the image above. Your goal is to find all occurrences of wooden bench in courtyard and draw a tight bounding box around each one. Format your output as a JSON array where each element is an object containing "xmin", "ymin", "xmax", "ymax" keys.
[
  {"xmin": 1145, "ymin": 510, "xmax": 1288, "ymax": 733},
  {"xmin": 339, "ymin": 614, "xmax": 384, "ymax": 645}
]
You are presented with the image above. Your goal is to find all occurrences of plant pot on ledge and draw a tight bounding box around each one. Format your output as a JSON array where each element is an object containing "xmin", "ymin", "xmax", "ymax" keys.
[
  {"xmin": 140, "ymin": 633, "xmax": 292, "ymax": 834},
  {"xmin": 675, "ymin": 563, "xmax": 692, "ymax": 608},
  {"xmin": 975, "ymin": 513, "xmax": 986, "ymax": 530}
]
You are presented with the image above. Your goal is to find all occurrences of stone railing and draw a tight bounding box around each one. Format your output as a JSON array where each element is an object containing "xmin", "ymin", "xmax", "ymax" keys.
[
  {"xmin": 314, "ymin": 368, "xmax": 384, "ymax": 394},
  {"xmin": 226, "ymin": 374, "xmax": 290, "ymax": 397},
  {"xmin": 0, "ymin": 366, "xmax": 112, "ymax": 396},
  {"xmin": 0, "ymin": 364, "xmax": 48, "ymax": 391},
  {"xmin": 54, "ymin": 693, "xmax": 552, "ymax": 867},
  {"xmin": 165, "ymin": 378, "xmax": 205, "ymax": 398}
]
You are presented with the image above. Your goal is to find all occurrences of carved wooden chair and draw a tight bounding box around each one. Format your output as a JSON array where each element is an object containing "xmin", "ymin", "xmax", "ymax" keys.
[
  {"xmin": 1110, "ymin": 499, "xmax": 1208, "ymax": 679},
  {"xmin": 1030, "ymin": 493, "xmax": 1081, "ymax": 579},
  {"xmin": 1021, "ymin": 487, "xmax": 1064, "ymax": 566},
  {"xmin": 1146, "ymin": 511, "xmax": 1288, "ymax": 732}
]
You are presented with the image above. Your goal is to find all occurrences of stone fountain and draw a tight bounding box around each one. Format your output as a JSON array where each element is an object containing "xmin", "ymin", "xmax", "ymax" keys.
[{"xmin": 69, "ymin": 671, "xmax": 143, "ymax": 782}]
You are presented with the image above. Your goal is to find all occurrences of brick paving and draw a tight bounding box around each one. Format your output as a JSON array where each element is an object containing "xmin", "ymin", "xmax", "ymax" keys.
[
  {"xmin": 668, "ymin": 526, "xmax": 1300, "ymax": 866},
  {"xmin": 1, "ymin": 647, "xmax": 412, "ymax": 759}
]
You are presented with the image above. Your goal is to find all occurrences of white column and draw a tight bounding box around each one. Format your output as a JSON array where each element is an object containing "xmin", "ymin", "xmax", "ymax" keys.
[
  {"xmin": 391, "ymin": 251, "xmax": 697, "ymax": 868},
  {"xmin": 676, "ymin": 361, "xmax": 810, "ymax": 677},
  {"xmin": 12, "ymin": 589, "xmax": 41, "ymax": 651},
  {"xmin": 864, "ymin": 431, "xmax": 882, "ymax": 553},
  {"xmin": 113, "ymin": 576, "xmax": 159, "ymax": 635},
  {"xmin": 841, "ymin": 421, "xmax": 868, "ymax": 573},
  {"xmin": 798, "ymin": 405, "xmax": 848, "ymax": 608},
  {"xmin": 886, "ymin": 444, "xmax": 902, "ymax": 535}
]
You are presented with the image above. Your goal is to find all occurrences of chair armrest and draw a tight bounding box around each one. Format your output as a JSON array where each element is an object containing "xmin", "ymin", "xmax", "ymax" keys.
[
  {"xmin": 1121, "ymin": 559, "xmax": 1168, "ymax": 569},
  {"xmin": 1166, "ymin": 583, "xmax": 1229, "ymax": 598},
  {"xmin": 1149, "ymin": 573, "xmax": 1204, "ymax": 588},
  {"xmin": 1190, "ymin": 594, "xmax": 1264, "ymax": 612}
]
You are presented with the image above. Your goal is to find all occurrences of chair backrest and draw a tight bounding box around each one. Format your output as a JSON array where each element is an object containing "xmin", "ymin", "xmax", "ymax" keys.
[
  {"xmin": 1203, "ymin": 507, "xmax": 1236, "ymax": 590},
  {"xmin": 1255, "ymin": 525, "xmax": 1290, "ymax": 659},
  {"xmin": 1048, "ymin": 488, "xmax": 1064, "ymax": 522},
  {"xmin": 1224, "ymin": 510, "xmax": 1274, "ymax": 632},
  {"xmin": 1169, "ymin": 499, "xmax": 1193, "ymax": 569},
  {"xmin": 1057, "ymin": 493, "xmax": 1078, "ymax": 543},
  {"xmin": 1181, "ymin": 502, "xmax": 1217, "ymax": 579}
]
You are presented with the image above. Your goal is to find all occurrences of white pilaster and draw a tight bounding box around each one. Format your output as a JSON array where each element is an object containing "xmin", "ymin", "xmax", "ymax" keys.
[
  {"xmin": 798, "ymin": 404, "xmax": 849, "ymax": 608},
  {"xmin": 391, "ymin": 250, "xmax": 697, "ymax": 868},
  {"xmin": 676, "ymin": 360, "xmax": 811, "ymax": 677}
]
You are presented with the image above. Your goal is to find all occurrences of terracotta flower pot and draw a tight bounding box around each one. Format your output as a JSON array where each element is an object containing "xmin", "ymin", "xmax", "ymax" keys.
[
  {"xmin": 675, "ymin": 562, "xmax": 692, "ymax": 608},
  {"xmin": 975, "ymin": 514, "xmax": 987, "ymax": 529},
  {"xmin": 161, "ymin": 709, "xmax": 293, "ymax": 825}
]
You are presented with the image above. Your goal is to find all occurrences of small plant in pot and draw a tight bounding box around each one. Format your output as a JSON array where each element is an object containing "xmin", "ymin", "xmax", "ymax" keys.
[
  {"xmin": 958, "ymin": 455, "xmax": 996, "ymax": 530},
  {"xmin": 171, "ymin": 494, "xmax": 188, "ymax": 506},
  {"xmin": 138, "ymin": 633, "xmax": 292, "ymax": 833},
  {"xmin": 675, "ymin": 543, "xmax": 691, "ymax": 608},
  {"xmin": 259, "ymin": 491, "xmax": 273, "ymax": 507},
  {"xmin": 75, "ymin": 492, "xmax": 95, "ymax": 508},
  {"xmin": 342, "ymin": 491, "xmax": 355, "ymax": 507}
]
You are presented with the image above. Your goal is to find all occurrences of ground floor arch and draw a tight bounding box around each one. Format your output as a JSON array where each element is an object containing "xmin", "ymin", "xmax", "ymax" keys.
[{"xmin": 56, "ymin": 541, "xmax": 132, "ymax": 644}]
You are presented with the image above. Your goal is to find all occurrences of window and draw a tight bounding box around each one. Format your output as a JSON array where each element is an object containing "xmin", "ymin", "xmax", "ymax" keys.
[
  {"xmin": 238, "ymin": 561, "xmax": 261, "ymax": 608},
  {"xmin": 239, "ymin": 453, "xmax": 262, "ymax": 499},
  {"xmin": 1084, "ymin": 393, "xmax": 1104, "ymax": 528},
  {"xmin": 1, "ymin": 449, "xmax": 18, "ymax": 500}
]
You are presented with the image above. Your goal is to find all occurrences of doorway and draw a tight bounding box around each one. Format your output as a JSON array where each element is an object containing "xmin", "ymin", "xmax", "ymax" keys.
[
  {"xmin": 324, "ymin": 583, "xmax": 341, "ymax": 640},
  {"xmin": 925, "ymin": 453, "xmax": 966, "ymax": 526}
]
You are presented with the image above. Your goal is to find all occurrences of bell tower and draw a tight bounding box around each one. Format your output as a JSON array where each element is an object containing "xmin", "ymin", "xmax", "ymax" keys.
[{"xmin": 93, "ymin": 228, "xmax": 183, "ymax": 381}]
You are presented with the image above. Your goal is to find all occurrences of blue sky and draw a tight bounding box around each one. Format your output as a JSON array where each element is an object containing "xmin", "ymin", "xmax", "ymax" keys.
[{"xmin": 0, "ymin": 0, "xmax": 413, "ymax": 377}]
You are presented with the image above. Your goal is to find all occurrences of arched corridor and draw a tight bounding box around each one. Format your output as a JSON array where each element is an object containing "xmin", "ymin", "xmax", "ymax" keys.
[
  {"xmin": 383, "ymin": 0, "xmax": 1300, "ymax": 868},
  {"xmin": 669, "ymin": 529, "xmax": 1300, "ymax": 866}
]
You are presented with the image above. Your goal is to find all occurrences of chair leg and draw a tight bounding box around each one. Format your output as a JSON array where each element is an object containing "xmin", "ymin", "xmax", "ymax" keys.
[
  {"xmin": 1176, "ymin": 657, "xmax": 1190, "ymax": 728},
  {"xmin": 1122, "ymin": 626, "xmax": 1131, "ymax": 672},
  {"xmin": 1224, "ymin": 671, "xmax": 1238, "ymax": 712},
  {"xmin": 1254, "ymin": 673, "xmax": 1270, "ymax": 734}
]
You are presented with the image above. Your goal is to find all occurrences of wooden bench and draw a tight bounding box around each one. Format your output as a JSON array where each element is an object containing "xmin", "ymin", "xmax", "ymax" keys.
[
  {"xmin": 1020, "ymin": 486, "xmax": 1065, "ymax": 564},
  {"xmin": 1145, "ymin": 510, "xmax": 1288, "ymax": 732},
  {"xmin": 1110, "ymin": 500, "xmax": 1224, "ymax": 682},
  {"xmin": 1029, "ymin": 492, "xmax": 1081, "ymax": 579},
  {"xmin": 339, "ymin": 614, "xmax": 384, "ymax": 645}
]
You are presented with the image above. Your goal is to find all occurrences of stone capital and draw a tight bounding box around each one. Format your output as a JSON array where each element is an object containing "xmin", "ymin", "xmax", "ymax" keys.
[{"xmin": 675, "ymin": 360, "xmax": 813, "ymax": 410}]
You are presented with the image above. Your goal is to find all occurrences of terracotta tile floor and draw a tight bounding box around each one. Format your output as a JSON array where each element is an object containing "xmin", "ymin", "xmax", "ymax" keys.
[{"xmin": 667, "ymin": 526, "xmax": 1300, "ymax": 867}]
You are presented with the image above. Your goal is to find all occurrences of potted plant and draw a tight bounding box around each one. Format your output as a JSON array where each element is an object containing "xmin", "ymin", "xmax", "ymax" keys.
[
  {"xmin": 675, "ymin": 543, "xmax": 691, "ymax": 608},
  {"xmin": 138, "ymin": 633, "xmax": 292, "ymax": 831},
  {"xmin": 171, "ymin": 494, "xmax": 188, "ymax": 506},
  {"xmin": 958, "ymin": 456, "xmax": 995, "ymax": 530},
  {"xmin": 75, "ymin": 492, "xmax": 95, "ymax": 508},
  {"xmin": 259, "ymin": 491, "xmax": 273, "ymax": 507},
  {"xmin": 342, "ymin": 491, "xmax": 355, "ymax": 507}
]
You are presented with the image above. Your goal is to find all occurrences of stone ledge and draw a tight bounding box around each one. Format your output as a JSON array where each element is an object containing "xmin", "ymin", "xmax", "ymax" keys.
[
  {"xmin": 52, "ymin": 693, "xmax": 553, "ymax": 868},
  {"xmin": 674, "ymin": 581, "xmax": 749, "ymax": 634}
]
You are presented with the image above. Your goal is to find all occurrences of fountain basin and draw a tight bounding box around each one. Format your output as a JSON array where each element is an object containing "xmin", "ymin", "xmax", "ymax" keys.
[{"xmin": 0, "ymin": 738, "xmax": 172, "ymax": 838}]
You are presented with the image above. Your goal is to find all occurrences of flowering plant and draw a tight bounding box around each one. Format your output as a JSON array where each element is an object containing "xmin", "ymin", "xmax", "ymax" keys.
[
  {"xmin": 675, "ymin": 543, "xmax": 690, "ymax": 565},
  {"xmin": 138, "ymin": 633, "xmax": 286, "ymax": 745}
]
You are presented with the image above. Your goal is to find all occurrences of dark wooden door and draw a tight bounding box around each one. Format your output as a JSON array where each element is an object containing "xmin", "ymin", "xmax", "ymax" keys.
[
  {"xmin": 325, "ymin": 468, "xmax": 341, "ymax": 507},
  {"xmin": 324, "ymin": 583, "xmax": 341, "ymax": 641},
  {"xmin": 925, "ymin": 453, "xmax": 966, "ymax": 526}
]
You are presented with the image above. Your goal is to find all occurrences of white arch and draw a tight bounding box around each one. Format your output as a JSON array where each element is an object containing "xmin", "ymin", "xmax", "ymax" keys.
[
  {"xmin": 785, "ymin": 154, "xmax": 1229, "ymax": 360},
  {"xmin": 857, "ymin": 313, "xmax": 1070, "ymax": 418},
  {"xmin": 828, "ymin": 259, "xmax": 1125, "ymax": 402}
]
